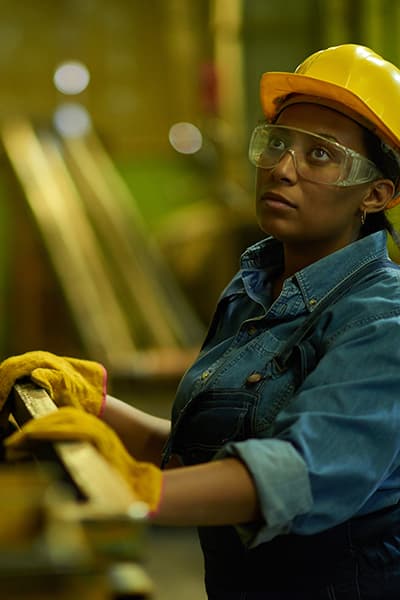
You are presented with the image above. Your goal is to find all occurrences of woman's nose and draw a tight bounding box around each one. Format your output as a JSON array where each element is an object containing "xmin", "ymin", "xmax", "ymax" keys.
[{"xmin": 270, "ymin": 149, "xmax": 298, "ymax": 183}]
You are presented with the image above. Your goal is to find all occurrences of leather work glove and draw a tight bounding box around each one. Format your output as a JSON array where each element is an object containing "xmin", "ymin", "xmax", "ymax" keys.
[
  {"xmin": 4, "ymin": 407, "xmax": 163, "ymax": 513},
  {"xmin": 0, "ymin": 351, "xmax": 107, "ymax": 416}
]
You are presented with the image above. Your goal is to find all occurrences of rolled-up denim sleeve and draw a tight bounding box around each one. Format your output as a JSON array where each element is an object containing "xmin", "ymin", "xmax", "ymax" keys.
[
  {"xmin": 216, "ymin": 438, "xmax": 313, "ymax": 547},
  {"xmin": 217, "ymin": 312, "xmax": 400, "ymax": 549}
]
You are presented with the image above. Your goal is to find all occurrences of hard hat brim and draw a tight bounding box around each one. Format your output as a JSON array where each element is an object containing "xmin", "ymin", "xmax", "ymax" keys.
[{"xmin": 260, "ymin": 72, "xmax": 399, "ymax": 151}]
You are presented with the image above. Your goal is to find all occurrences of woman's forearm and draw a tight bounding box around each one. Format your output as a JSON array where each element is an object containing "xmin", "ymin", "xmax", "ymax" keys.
[
  {"xmin": 154, "ymin": 457, "xmax": 261, "ymax": 527},
  {"xmin": 102, "ymin": 398, "xmax": 261, "ymax": 525},
  {"xmin": 102, "ymin": 395, "xmax": 171, "ymax": 465}
]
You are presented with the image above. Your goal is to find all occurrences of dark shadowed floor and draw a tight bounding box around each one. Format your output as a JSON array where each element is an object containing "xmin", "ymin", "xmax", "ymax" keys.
[
  {"xmin": 145, "ymin": 526, "xmax": 206, "ymax": 600},
  {"xmin": 113, "ymin": 379, "xmax": 206, "ymax": 599}
]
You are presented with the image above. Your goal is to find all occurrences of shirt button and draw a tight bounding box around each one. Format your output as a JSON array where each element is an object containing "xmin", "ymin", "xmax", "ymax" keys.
[
  {"xmin": 201, "ymin": 370, "xmax": 210, "ymax": 380},
  {"xmin": 309, "ymin": 298, "xmax": 317, "ymax": 307},
  {"xmin": 248, "ymin": 326, "xmax": 257, "ymax": 336},
  {"xmin": 246, "ymin": 372, "xmax": 263, "ymax": 384}
]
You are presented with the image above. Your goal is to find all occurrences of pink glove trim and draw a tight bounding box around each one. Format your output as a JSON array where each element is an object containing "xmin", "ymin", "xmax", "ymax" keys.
[
  {"xmin": 147, "ymin": 474, "xmax": 164, "ymax": 520},
  {"xmin": 98, "ymin": 364, "xmax": 108, "ymax": 418}
]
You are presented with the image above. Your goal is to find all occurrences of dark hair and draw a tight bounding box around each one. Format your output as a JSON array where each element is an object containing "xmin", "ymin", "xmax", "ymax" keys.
[{"xmin": 361, "ymin": 128, "xmax": 400, "ymax": 246}]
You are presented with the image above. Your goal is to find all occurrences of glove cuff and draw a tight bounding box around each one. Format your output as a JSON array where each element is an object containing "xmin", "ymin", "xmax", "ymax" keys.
[
  {"xmin": 147, "ymin": 474, "xmax": 165, "ymax": 519},
  {"xmin": 98, "ymin": 364, "xmax": 108, "ymax": 418}
]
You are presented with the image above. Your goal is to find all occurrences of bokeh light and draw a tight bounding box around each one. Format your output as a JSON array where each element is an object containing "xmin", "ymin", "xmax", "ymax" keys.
[
  {"xmin": 168, "ymin": 122, "xmax": 203, "ymax": 154},
  {"xmin": 53, "ymin": 103, "xmax": 92, "ymax": 138},
  {"xmin": 53, "ymin": 61, "xmax": 90, "ymax": 95}
]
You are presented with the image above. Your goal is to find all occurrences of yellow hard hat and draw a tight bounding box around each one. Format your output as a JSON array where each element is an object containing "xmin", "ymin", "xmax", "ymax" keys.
[{"xmin": 260, "ymin": 44, "xmax": 400, "ymax": 153}]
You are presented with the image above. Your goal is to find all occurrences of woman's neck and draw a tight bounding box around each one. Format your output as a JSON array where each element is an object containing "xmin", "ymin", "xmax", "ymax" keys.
[
  {"xmin": 280, "ymin": 234, "xmax": 358, "ymax": 279},
  {"xmin": 271, "ymin": 239, "xmax": 347, "ymax": 300}
]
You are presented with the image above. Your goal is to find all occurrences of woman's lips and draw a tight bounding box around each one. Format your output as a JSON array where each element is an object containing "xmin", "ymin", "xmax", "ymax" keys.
[{"xmin": 261, "ymin": 192, "xmax": 297, "ymax": 209}]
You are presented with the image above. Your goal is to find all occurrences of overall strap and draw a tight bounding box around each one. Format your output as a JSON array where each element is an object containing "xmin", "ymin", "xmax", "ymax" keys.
[{"xmin": 273, "ymin": 257, "xmax": 399, "ymax": 372}]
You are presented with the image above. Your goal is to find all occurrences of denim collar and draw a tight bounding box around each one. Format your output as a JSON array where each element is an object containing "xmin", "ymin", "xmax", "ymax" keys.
[{"xmin": 240, "ymin": 231, "xmax": 389, "ymax": 311}]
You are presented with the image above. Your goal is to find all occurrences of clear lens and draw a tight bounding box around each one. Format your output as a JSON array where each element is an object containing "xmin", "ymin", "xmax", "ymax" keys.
[{"xmin": 249, "ymin": 124, "xmax": 382, "ymax": 186}]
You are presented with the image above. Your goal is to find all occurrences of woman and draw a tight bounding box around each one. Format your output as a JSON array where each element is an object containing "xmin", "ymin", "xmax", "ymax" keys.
[{"xmin": 3, "ymin": 44, "xmax": 400, "ymax": 598}]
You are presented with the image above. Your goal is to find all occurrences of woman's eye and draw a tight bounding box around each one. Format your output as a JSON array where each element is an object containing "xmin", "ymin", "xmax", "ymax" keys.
[
  {"xmin": 309, "ymin": 146, "xmax": 331, "ymax": 162},
  {"xmin": 268, "ymin": 136, "xmax": 286, "ymax": 151}
]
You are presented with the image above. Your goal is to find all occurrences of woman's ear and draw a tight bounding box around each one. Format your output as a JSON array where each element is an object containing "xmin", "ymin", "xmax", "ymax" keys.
[{"xmin": 361, "ymin": 179, "xmax": 395, "ymax": 213}]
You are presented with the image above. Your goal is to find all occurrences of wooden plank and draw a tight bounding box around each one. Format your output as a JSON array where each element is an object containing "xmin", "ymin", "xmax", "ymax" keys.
[{"xmin": 12, "ymin": 382, "xmax": 139, "ymax": 514}]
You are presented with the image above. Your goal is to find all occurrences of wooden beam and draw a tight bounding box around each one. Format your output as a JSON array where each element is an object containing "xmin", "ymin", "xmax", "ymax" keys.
[{"xmin": 12, "ymin": 382, "xmax": 140, "ymax": 515}]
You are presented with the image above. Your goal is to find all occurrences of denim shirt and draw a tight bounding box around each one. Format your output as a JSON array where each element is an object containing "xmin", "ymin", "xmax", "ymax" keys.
[{"xmin": 167, "ymin": 230, "xmax": 400, "ymax": 548}]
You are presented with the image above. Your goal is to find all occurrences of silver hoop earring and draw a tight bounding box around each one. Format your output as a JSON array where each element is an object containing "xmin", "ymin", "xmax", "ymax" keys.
[{"xmin": 361, "ymin": 210, "xmax": 367, "ymax": 225}]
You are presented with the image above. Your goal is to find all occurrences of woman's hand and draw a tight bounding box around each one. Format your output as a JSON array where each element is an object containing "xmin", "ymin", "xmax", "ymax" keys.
[
  {"xmin": 0, "ymin": 351, "xmax": 107, "ymax": 416},
  {"xmin": 4, "ymin": 406, "xmax": 163, "ymax": 512}
]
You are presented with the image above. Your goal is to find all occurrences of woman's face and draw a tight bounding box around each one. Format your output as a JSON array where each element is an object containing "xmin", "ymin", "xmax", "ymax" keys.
[{"xmin": 255, "ymin": 103, "xmax": 374, "ymax": 255}]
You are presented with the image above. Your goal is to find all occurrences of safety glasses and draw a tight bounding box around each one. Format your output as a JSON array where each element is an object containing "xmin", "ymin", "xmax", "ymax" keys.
[{"xmin": 249, "ymin": 124, "xmax": 383, "ymax": 186}]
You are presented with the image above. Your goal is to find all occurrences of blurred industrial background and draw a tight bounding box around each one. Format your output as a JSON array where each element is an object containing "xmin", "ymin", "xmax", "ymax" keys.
[{"xmin": 0, "ymin": 0, "xmax": 400, "ymax": 598}]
